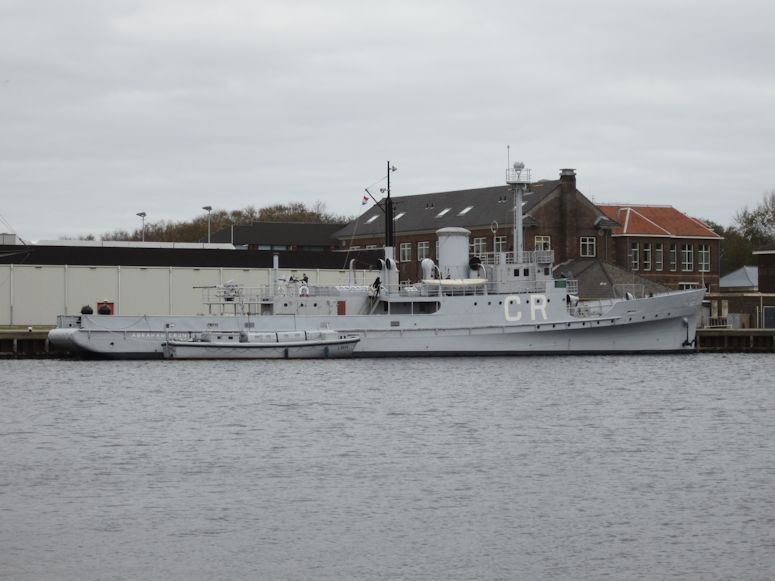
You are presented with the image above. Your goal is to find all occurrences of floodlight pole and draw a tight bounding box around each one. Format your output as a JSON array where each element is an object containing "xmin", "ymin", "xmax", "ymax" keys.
[
  {"xmin": 136, "ymin": 212, "xmax": 147, "ymax": 242},
  {"xmin": 202, "ymin": 206, "xmax": 213, "ymax": 244}
]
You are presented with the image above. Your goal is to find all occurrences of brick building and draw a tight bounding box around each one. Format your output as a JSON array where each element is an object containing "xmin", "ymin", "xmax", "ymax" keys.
[
  {"xmin": 596, "ymin": 205, "xmax": 722, "ymax": 292},
  {"xmin": 334, "ymin": 169, "xmax": 619, "ymax": 281},
  {"xmin": 753, "ymin": 243, "xmax": 775, "ymax": 293}
]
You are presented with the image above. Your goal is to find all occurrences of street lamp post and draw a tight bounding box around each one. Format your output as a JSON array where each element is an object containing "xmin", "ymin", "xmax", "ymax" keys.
[
  {"xmin": 136, "ymin": 212, "xmax": 147, "ymax": 242},
  {"xmin": 202, "ymin": 206, "xmax": 213, "ymax": 244}
]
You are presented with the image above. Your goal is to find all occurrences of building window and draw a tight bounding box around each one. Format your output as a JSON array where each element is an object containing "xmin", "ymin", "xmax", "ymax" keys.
[
  {"xmin": 495, "ymin": 236, "xmax": 508, "ymax": 253},
  {"xmin": 535, "ymin": 236, "xmax": 551, "ymax": 251},
  {"xmin": 698, "ymin": 244, "xmax": 710, "ymax": 272},
  {"xmin": 435, "ymin": 241, "xmax": 439, "ymax": 260},
  {"xmin": 580, "ymin": 237, "xmax": 596, "ymax": 257},
  {"xmin": 417, "ymin": 241, "xmax": 430, "ymax": 260},
  {"xmin": 655, "ymin": 243, "xmax": 663, "ymax": 271},
  {"xmin": 399, "ymin": 242, "xmax": 411, "ymax": 262},
  {"xmin": 681, "ymin": 244, "xmax": 693, "ymax": 271},
  {"xmin": 471, "ymin": 237, "xmax": 487, "ymax": 256},
  {"xmin": 631, "ymin": 242, "xmax": 639, "ymax": 271},
  {"xmin": 669, "ymin": 243, "xmax": 677, "ymax": 271},
  {"xmin": 643, "ymin": 243, "xmax": 651, "ymax": 271}
]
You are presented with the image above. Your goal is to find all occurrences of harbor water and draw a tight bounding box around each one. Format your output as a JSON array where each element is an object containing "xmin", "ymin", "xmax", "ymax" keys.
[{"xmin": 1, "ymin": 355, "xmax": 774, "ymax": 580}]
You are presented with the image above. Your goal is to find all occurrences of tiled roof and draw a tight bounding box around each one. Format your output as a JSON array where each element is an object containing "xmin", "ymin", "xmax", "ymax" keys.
[
  {"xmin": 597, "ymin": 205, "xmax": 720, "ymax": 239},
  {"xmin": 333, "ymin": 180, "xmax": 564, "ymax": 239}
]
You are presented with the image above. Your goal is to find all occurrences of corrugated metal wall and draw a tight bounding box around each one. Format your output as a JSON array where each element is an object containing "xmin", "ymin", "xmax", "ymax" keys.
[{"xmin": 0, "ymin": 265, "xmax": 374, "ymax": 325}]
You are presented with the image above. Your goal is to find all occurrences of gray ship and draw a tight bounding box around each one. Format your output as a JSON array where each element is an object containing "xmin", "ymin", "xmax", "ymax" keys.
[{"xmin": 49, "ymin": 164, "xmax": 704, "ymax": 358}]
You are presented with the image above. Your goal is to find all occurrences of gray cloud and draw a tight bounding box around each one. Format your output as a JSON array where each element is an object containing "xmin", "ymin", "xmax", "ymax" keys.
[{"xmin": 1, "ymin": 0, "xmax": 773, "ymax": 240}]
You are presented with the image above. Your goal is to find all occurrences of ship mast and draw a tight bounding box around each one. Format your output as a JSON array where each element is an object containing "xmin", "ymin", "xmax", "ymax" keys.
[
  {"xmin": 506, "ymin": 161, "xmax": 531, "ymax": 263},
  {"xmin": 383, "ymin": 161, "xmax": 397, "ymax": 262}
]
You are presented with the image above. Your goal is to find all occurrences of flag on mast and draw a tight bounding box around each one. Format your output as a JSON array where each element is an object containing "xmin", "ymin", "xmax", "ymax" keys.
[{"xmin": 361, "ymin": 195, "xmax": 369, "ymax": 205}]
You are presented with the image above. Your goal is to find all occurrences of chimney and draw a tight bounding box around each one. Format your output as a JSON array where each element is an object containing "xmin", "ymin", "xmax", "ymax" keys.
[
  {"xmin": 560, "ymin": 168, "xmax": 576, "ymax": 193},
  {"xmin": 559, "ymin": 169, "xmax": 577, "ymax": 263}
]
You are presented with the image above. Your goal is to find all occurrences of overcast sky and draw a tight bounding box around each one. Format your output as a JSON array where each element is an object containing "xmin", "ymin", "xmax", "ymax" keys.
[{"xmin": 2, "ymin": 0, "xmax": 774, "ymax": 241}]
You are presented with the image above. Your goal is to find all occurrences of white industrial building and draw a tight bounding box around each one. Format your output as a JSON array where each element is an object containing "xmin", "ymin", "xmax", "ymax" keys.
[{"xmin": 0, "ymin": 239, "xmax": 380, "ymax": 326}]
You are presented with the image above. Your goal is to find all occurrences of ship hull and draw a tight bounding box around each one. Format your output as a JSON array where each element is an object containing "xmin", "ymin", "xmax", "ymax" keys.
[{"xmin": 49, "ymin": 289, "xmax": 703, "ymax": 358}]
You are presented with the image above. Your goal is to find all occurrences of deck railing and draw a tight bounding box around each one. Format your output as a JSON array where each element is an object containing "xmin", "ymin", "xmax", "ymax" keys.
[
  {"xmin": 477, "ymin": 250, "xmax": 554, "ymax": 265},
  {"xmin": 199, "ymin": 276, "xmax": 579, "ymax": 306}
]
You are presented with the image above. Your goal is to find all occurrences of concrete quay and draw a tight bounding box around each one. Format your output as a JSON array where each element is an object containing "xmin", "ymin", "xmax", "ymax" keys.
[
  {"xmin": 0, "ymin": 327, "xmax": 54, "ymax": 357},
  {"xmin": 695, "ymin": 328, "xmax": 775, "ymax": 353}
]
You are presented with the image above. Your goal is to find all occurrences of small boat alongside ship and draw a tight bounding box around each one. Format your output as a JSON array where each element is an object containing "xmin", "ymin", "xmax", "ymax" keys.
[
  {"xmin": 162, "ymin": 329, "xmax": 360, "ymax": 359},
  {"xmin": 48, "ymin": 163, "xmax": 704, "ymax": 359}
]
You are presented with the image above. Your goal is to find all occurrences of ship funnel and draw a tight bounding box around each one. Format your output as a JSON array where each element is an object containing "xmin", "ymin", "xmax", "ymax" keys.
[{"xmin": 437, "ymin": 227, "xmax": 470, "ymax": 279}]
